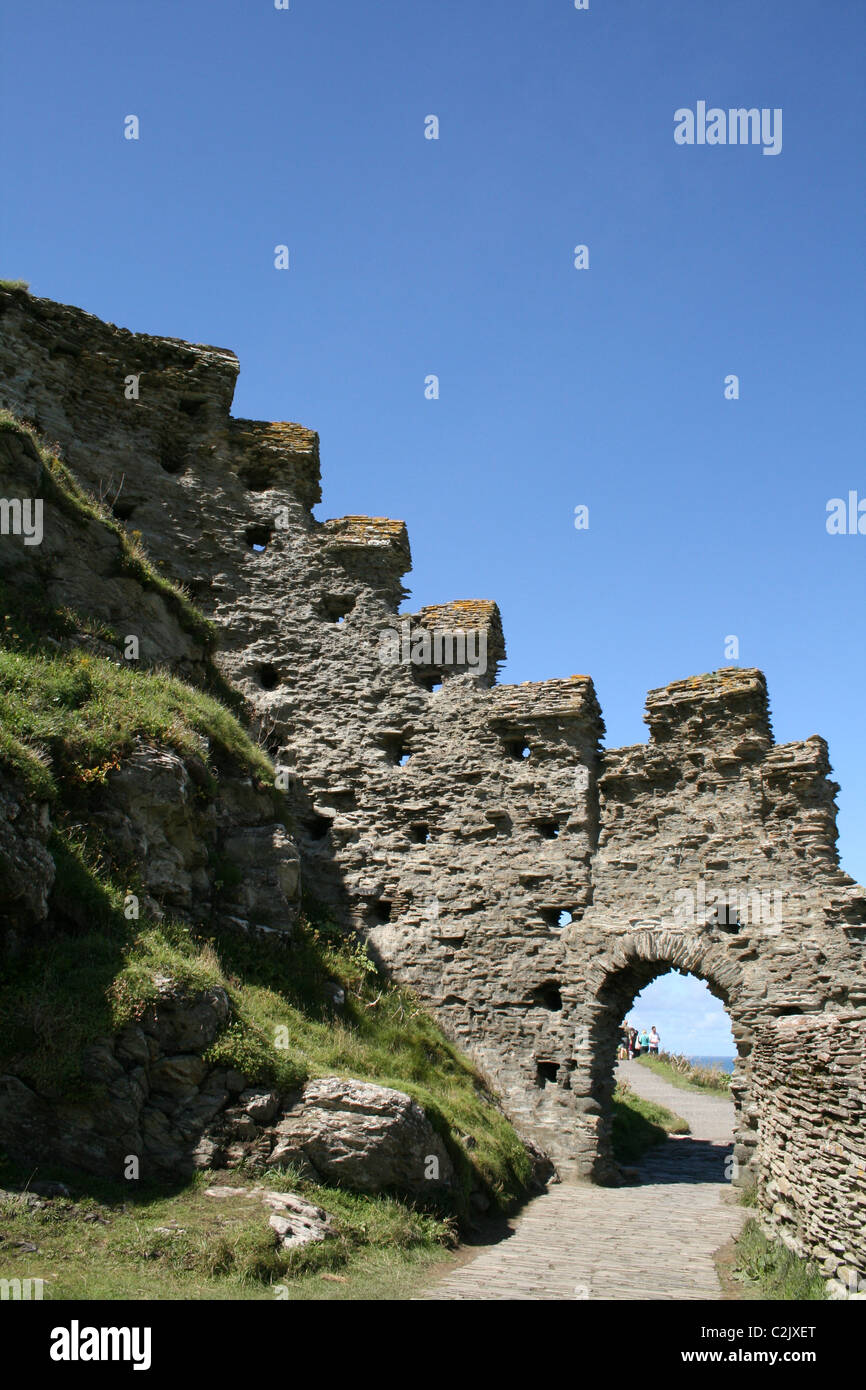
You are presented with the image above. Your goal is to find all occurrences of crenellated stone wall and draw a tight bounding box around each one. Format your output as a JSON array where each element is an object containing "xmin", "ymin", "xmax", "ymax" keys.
[{"xmin": 1, "ymin": 286, "xmax": 864, "ymax": 1191}]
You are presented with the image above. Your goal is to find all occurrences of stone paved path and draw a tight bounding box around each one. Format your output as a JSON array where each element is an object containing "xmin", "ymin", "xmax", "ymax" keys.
[{"xmin": 422, "ymin": 1061, "xmax": 745, "ymax": 1300}]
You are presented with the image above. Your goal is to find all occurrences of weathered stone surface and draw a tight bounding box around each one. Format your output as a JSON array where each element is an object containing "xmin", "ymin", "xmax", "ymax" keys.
[
  {"xmin": 238, "ymin": 1089, "xmax": 281, "ymax": 1125},
  {"xmin": 91, "ymin": 749, "xmax": 299, "ymax": 932},
  {"xmin": 0, "ymin": 770, "xmax": 55, "ymax": 936},
  {"xmin": 265, "ymin": 1077, "xmax": 455, "ymax": 1195},
  {"xmin": 268, "ymin": 1195, "xmax": 332, "ymax": 1251},
  {"xmin": 140, "ymin": 987, "xmax": 231, "ymax": 1054},
  {"xmin": 149, "ymin": 1054, "xmax": 210, "ymax": 1097},
  {"xmin": 203, "ymin": 1184, "xmax": 334, "ymax": 1250},
  {"xmin": 752, "ymin": 1014, "xmax": 866, "ymax": 1290}
]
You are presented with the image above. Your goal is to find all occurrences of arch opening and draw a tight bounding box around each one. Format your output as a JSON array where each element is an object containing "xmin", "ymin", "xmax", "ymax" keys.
[{"xmin": 582, "ymin": 947, "xmax": 754, "ymax": 1187}]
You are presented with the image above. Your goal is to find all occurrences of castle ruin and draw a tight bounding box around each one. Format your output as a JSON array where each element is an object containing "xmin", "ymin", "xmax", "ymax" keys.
[{"xmin": 1, "ymin": 286, "xmax": 863, "ymax": 1282}]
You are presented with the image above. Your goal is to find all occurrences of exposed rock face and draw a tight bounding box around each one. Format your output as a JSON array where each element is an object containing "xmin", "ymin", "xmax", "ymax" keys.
[
  {"xmin": 0, "ymin": 288, "xmax": 864, "ymax": 1238},
  {"xmin": 91, "ymin": 746, "xmax": 299, "ymax": 931},
  {"xmin": 0, "ymin": 771, "xmax": 55, "ymax": 936},
  {"xmin": 752, "ymin": 1014, "xmax": 866, "ymax": 1292},
  {"xmin": 265, "ymin": 1078, "xmax": 455, "ymax": 1195},
  {"xmin": 0, "ymin": 986, "xmax": 233, "ymax": 1177},
  {"xmin": 0, "ymin": 743, "xmax": 299, "ymax": 948},
  {"xmin": 0, "ymin": 402, "xmax": 211, "ymax": 680},
  {"xmin": 0, "ymin": 980, "xmax": 453, "ymax": 1203}
]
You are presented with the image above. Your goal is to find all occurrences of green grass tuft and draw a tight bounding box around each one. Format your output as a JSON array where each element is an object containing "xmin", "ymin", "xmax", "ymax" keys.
[
  {"xmin": 0, "ymin": 646, "xmax": 273, "ymax": 799},
  {"xmin": 731, "ymin": 1219, "xmax": 828, "ymax": 1300}
]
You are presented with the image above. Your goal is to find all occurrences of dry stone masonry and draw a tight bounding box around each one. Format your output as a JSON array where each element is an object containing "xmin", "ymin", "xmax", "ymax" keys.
[
  {"xmin": 751, "ymin": 1014, "xmax": 866, "ymax": 1294},
  {"xmin": 1, "ymin": 286, "xmax": 864, "ymax": 1279}
]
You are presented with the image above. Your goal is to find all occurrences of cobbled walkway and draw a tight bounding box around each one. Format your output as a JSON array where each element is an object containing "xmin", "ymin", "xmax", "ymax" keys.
[{"xmin": 422, "ymin": 1061, "xmax": 745, "ymax": 1300}]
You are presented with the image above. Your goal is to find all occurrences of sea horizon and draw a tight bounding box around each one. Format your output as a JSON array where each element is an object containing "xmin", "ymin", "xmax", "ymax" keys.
[{"xmin": 688, "ymin": 1055, "xmax": 736, "ymax": 1073}]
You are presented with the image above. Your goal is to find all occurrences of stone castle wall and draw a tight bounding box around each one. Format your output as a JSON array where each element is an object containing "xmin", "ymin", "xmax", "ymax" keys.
[
  {"xmin": 752, "ymin": 1015, "xmax": 866, "ymax": 1292},
  {"xmin": 1, "ymin": 286, "xmax": 864, "ymax": 1182}
]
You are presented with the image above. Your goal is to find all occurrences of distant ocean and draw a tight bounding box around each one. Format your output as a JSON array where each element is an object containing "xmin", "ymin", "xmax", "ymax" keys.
[{"xmin": 688, "ymin": 1055, "xmax": 735, "ymax": 1073}]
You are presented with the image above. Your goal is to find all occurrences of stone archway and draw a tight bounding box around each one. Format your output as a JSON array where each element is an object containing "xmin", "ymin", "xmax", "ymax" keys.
[{"xmin": 571, "ymin": 931, "xmax": 756, "ymax": 1184}]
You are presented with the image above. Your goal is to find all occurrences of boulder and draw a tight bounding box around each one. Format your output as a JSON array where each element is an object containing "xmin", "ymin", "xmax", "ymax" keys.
[
  {"xmin": 203, "ymin": 1184, "xmax": 334, "ymax": 1250},
  {"xmin": 266, "ymin": 1077, "xmax": 455, "ymax": 1196},
  {"xmin": 149, "ymin": 1054, "xmax": 210, "ymax": 1097}
]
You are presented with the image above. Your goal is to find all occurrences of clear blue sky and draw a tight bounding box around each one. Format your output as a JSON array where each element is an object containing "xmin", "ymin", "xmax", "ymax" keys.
[
  {"xmin": 2, "ymin": 0, "xmax": 863, "ymax": 915},
  {"xmin": 631, "ymin": 977, "xmax": 735, "ymax": 1060}
]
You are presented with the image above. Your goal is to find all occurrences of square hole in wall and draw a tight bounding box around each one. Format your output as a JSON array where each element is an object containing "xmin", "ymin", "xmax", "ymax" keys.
[
  {"xmin": 245, "ymin": 523, "xmax": 274, "ymax": 552},
  {"xmin": 258, "ymin": 663, "xmax": 281, "ymax": 690},
  {"xmin": 380, "ymin": 733, "xmax": 410, "ymax": 765},
  {"xmin": 303, "ymin": 813, "xmax": 332, "ymax": 841},
  {"xmin": 531, "ymin": 983, "xmax": 563, "ymax": 1011},
  {"xmin": 159, "ymin": 442, "xmax": 188, "ymax": 475},
  {"xmin": 542, "ymin": 908, "xmax": 573, "ymax": 929},
  {"xmin": 712, "ymin": 901, "xmax": 742, "ymax": 932},
  {"xmin": 414, "ymin": 672, "xmax": 444, "ymax": 693},
  {"xmin": 536, "ymin": 1061, "xmax": 559, "ymax": 1088},
  {"xmin": 320, "ymin": 595, "xmax": 355, "ymax": 623}
]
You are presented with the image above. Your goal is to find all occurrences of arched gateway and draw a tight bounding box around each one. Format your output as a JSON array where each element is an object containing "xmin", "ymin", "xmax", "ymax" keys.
[{"xmin": 580, "ymin": 936, "xmax": 745, "ymax": 1181}]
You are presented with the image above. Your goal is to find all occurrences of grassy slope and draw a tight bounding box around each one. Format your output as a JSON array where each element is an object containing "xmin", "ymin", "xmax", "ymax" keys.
[
  {"xmin": 0, "ymin": 1158, "xmax": 454, "ymax": 1301},
  {"xmin": 0, "ymin": 408, "xmax": 215, "ymax": 648},
  {"xmin": 0, "ymin": 410, "xmax": 531, "ymax": 1297},
  {"xmin": 0, "ymin": 646, "xmax": 272, "ymax": 801},
  {"xmin": 636, "ymin": 1051, "xmax": 731, "ymax": 1098},
  {"xmin": 611, "ymin": 1080, "xmax": 689, "ymax": 1163}
]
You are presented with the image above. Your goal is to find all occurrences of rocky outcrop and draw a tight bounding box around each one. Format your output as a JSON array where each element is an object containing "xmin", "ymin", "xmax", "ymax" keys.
[
  {"xmin": 0, "ymin": 770, "xmax": 55, "ymax": 937},
  {"xmin": 0, "ymin": 412, "xmax": 211, "ymax": 681},
  {"xmin": 91, "ymin": 746, "xmax": 299, "ymax": 932},
  {"xmin": 264, "ymin": 1078, "xmax": 455, "ymax": 1195},
  {"xmin": 204, "ymin": 1185, "xmax": 335, "ymax": 1250},
  {"xmin": 0, "ymin": 744, "xmax": 299, "ymax": 947},
  {"xmin": 0, "ymin": 982, "xmax": 456, "ymax": 1204}
]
